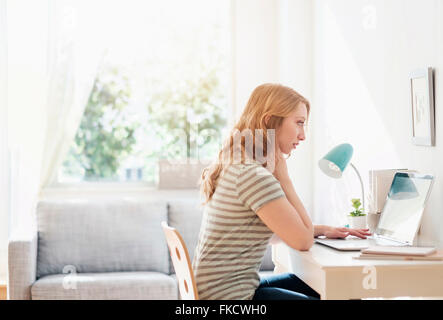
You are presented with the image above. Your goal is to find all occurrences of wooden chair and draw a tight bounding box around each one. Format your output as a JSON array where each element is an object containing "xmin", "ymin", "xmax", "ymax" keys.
[{"xmin": 161, "ymin": 221, "xmax": 199, "ymax": 300}]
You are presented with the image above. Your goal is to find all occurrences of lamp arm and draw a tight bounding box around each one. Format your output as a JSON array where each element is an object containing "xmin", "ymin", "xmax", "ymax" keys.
[{"xmin": 349, "ymin": 162, "xmax": 365, "ymax": 214}]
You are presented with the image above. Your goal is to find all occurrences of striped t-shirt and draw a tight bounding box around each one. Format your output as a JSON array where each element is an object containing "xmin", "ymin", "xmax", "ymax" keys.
[{"xmin": 192, "ymin": 161, "xmax": 286, "ymax": 300}]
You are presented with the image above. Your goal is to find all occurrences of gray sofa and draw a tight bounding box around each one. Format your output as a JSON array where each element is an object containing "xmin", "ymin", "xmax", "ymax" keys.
[{"xmin": 8, "ymin": 196, "xmax": 275, "ymax": 299}]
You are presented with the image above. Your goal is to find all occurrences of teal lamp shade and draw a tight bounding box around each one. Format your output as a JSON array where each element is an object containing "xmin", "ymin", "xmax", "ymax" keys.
[{"xmin": 318, "ymin": 143, "xmax": 354, "ymax": 178}]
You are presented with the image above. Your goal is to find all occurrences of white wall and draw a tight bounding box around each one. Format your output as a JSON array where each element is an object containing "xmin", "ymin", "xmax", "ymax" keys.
[
  {"xmin": 233, "ymin": 0, "xmax": 315, "ymax": 214},
  {"xmin": 277, "ymin": 0, "xmax": 314, "ymax": 215},
  {"xmin": 310, "ymin": 0, "xmax": 443, "ymax": 246},
  {"xmin": 231, "ymin": 0, "xmax": 280, "ymax": 122}
]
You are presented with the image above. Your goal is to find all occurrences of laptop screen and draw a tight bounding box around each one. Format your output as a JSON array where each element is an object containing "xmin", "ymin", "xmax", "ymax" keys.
[{"xmin": 375, "ymin": 172, "xmax": 434, "ymax": 245}]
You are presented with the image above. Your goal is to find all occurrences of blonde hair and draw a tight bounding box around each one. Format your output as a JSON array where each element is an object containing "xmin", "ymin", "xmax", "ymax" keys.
[{"xmin": 199, "ymin": 83, "xmax": 310, "ymax": 204}]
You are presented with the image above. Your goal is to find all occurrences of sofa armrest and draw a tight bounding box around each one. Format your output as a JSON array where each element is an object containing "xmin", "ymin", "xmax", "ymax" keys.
[{"xmin": 8, "ymin": 232, "xmax": 38, "ymax": 300}]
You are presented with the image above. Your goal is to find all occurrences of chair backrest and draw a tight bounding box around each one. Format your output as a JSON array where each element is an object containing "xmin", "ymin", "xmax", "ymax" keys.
[{"xmin": 161, "ymin": 221, "xmax": 199, "ymax": 300}]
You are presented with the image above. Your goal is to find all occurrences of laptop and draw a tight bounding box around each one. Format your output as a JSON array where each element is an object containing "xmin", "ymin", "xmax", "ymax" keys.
[{"xmin": 315, "ymin": 172, "xmax": 434, "ymax": 251}]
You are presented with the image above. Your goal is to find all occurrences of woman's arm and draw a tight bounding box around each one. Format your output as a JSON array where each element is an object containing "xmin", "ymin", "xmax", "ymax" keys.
[
  {"xmin": 278, "ymin": 175, "xmax": 314, "ymax": 234},
  {"xmin": 319, "ymin": 226, "xmax": 371, "ymax": 239},
  {"xmin": 314, "ymin": 225, "xmax": 329, "ymax": 238},
  {"xmin": 272, "ymin": 150, "xmax": 313, "ymax": 236},
  {"xmin": 256, "ymin": 196, "xmax": 314, "ymax": 251},
  {"xmin": 270, "ymin": 225, "xmax": 371, "ymax": 245}
]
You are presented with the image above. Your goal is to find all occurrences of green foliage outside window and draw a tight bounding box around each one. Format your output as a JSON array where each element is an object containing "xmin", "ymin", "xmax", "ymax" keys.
[
  {"xmin": 147, "ymin": 66, "xmax": 227, "ymax": 162},
  {"xmin": 60, "ymin": 2, "xmax": 229, "ymax": 183},
  {"xmin": 61, "ymin": 62, "xmax": 227, "ymax": 182},
  {"xmin": 62, "ymin": 66, "xmax": 140, "ymax": 181}
]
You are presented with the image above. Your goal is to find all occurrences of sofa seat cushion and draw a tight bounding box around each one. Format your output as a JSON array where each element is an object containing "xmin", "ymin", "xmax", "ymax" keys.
[
  {"xmin": 258, "ymin": 270, "xmax": 276, "ymax": 278},
  {"xmin": 31, "ymin": 271, "xmax": 178, "ymax": 300}
]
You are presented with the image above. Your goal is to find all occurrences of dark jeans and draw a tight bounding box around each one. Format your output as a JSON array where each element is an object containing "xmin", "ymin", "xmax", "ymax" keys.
[{"xmin": 252, "ymin": 273, "xmax": 320, "ymax": 300}]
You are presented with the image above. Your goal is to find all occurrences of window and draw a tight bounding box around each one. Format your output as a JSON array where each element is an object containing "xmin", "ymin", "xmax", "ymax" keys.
[{"xmin": 59, "ymin": 0, "xmax": 231, "ymax": 186}]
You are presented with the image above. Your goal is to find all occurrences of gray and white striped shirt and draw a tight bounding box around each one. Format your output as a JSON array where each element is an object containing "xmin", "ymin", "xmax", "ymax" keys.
[{"xmin": 192, "ymin": 161, "xmax": 285, "ymax": 300}]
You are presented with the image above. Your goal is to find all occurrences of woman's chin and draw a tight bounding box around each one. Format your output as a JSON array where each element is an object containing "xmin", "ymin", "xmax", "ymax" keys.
[{"xmin": 281, "ymin": 147, "xmax": 292, "ymax": 154}]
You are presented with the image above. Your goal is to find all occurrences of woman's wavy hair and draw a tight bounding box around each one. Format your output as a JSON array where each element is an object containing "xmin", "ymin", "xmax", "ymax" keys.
[{"xmin": 199, "ymin": 83, "xmax": 310, "ymax": 204}]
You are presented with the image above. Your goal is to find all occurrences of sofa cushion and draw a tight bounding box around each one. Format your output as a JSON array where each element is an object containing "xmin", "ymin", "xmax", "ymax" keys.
[
  {"xmin": 31, "ymin": 271, "xmax": 177, "ymax": 300},
  {"xmin": 36, "ymin": 199, "xmax": 169, "ymax": 278},
  {"xmin": 260, "ymin": 245, "xmax": 275, "ymax": 271},
  {"xmin": 167, "ymin": 198, "xmax": 204, "ymax": 274}
]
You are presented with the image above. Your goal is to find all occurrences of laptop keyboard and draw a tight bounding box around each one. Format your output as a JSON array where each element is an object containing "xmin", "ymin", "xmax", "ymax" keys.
[{"xmin": 315, "ymin": 235, "xmax": 407, "ymax": 251}]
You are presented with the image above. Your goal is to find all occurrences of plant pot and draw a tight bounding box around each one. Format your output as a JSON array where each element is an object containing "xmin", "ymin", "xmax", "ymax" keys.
[{"xmin": 347, "ymin": 215, "xmax": 367, "ymax": 229}]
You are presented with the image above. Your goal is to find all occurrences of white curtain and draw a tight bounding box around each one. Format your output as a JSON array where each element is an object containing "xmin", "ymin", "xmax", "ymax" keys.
[
  {"xmin": 39, "ymin": 0, "xmax": 111, "ymax": 188},
  {"xmin": 6, "ymin": 0, "xmax": 112, "ymax": 236},
  {"xmin": 0, "ymin": 0, "xmax": 9, "ymax": 282}
]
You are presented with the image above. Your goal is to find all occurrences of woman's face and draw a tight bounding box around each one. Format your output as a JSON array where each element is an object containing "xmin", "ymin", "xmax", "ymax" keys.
[{"xmin": 276, "ymin": 103, "xmax": 308, "ymax": 155}]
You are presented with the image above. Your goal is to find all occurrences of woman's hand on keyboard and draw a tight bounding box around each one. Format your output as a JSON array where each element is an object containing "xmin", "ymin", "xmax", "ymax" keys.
[{"xmin": 324, "ymin": 226, "xmax": 371, "ymax": 239}]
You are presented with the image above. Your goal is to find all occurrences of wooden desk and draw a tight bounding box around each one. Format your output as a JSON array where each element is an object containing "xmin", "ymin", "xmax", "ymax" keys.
[{"xmin": 272, "ymin": 243, "xmax": 443, "ymax": 300}]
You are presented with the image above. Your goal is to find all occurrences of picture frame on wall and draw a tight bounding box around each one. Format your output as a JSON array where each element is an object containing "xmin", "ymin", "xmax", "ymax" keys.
[{"xmin": 409, "ymin": 67, "xmax": 435, "ymax": 146}]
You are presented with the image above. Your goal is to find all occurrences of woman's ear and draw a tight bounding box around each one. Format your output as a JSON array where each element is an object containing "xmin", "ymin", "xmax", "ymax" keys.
[{"xmin": 264, "ymin": 115, "xmax": 271, "ymax": 126}]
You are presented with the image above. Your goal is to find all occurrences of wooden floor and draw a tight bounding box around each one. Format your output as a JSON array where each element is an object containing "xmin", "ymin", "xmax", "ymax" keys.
[{"xmin": 0, "ymin": 285, "xmax": 6, "ymax": 300}]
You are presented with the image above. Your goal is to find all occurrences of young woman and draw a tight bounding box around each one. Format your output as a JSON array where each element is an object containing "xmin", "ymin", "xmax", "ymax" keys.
[{"xmin": 192, "ymin": 83, "xmax": 371, "ymax": 300}]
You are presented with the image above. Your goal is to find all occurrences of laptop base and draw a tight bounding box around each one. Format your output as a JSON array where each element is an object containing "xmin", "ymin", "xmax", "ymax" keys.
[{"xmin": 315, "ymin": 236, "xmax": 407, "ymax": 251}]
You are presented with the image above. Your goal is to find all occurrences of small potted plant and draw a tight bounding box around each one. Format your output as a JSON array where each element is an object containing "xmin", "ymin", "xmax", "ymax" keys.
[{"xmin": 348, "ymin": 198, "xmax": 367, "ymax": 229}]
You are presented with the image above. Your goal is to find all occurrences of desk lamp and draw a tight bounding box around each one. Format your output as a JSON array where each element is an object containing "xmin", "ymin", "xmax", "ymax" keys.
[{"xmin": 318, "ymin": 143, "xmax": 365, "ymax": 213}]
